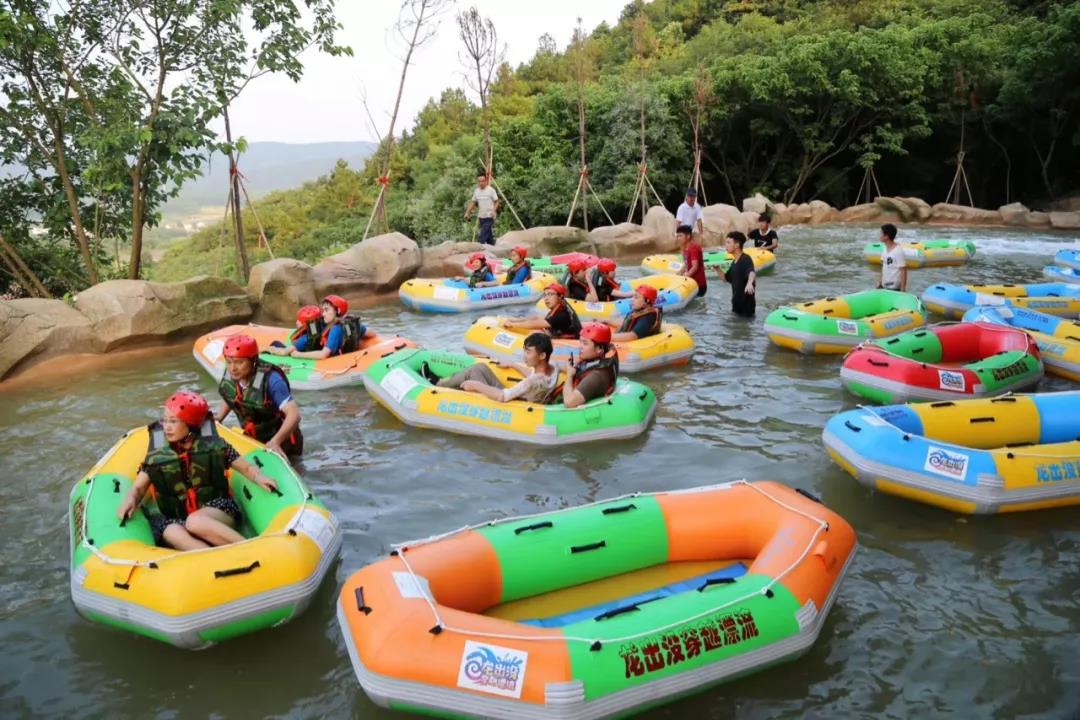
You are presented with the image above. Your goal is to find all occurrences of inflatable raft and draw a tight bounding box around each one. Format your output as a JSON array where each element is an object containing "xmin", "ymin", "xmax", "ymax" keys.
[
  {"xmin": 400, "ymin": 272, "xmax": 557, "ymax": 313},
  {"xmin": 535, "ymin": 274, "xmax": 699, "ymax": 323},
  {"xmin": 1043, "ymin": 265, "xmax": 1080, "ymax": 284},
  {"xmin": 862, "ymin": 239, "xmax": 975, "ymax": 268},
  {"xmin": 823, "ymin": 392, "xmax": 1080, "ymax": 514},
  {"xmin": 840, "ymin": 322, "xmax": 1043, "ymax": 403},
  {"xmin": 69, "ymin": 424, "xmax": 341, "ymax": 649},
  {"xmin": 463, "ymin": 316, "xmax": 695, "ymax": 373},
  {"xmin": 193, "ymin": 324, "xmax": 415, "ymax": 390},
  {"xmin": 764, "ymin": 290, "xmax": 926, "ymax": 354},
  {"xmin": 337, "ymin": 480, "xmax": 856, "ymax": 720},
  {"xmin": 921, "ymin": 282, "xmax": 1080, "ymax": 319},
  {"xmin": 641, "ymin": 248, "xmax": 776, "ymax": 276},
  {"xmin": 963, "ymin": 306, "xmax": 1080, "ymax": 382},
  {"xmin": 363, "ymin": 348, "xmax": 657, "ymax": 444},
  {"xmin": 501, "ymin": 252, "xmax": 599, "ymax": 277},
  {"xmin": 1054, "ymin": 248, "xmax": 1080, "ymax": 271}
]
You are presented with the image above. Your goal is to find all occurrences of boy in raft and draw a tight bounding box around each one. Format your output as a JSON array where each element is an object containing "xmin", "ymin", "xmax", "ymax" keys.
[
  {"xmin": 548, "ymin": 322, "xmax": 619, "ymax": 408},
  {"xmin": 430, "ymin": 332, "xmax": 559, "ymax": 403},
  {"xmin": 117, "ymin": 390, "xmax": 278, "ymax": 551},
  {"xmin": 456, "ymin": 252, "xmax": 498, "ymax": 288},
  {"xmin": 714, "ymin": 231, "xmax": 756, "ymax": 318},
  {"xmin": 590, "ymin": 258, "xmax": 633, "ymax": 302},
  {"xmin": 876, "ymin": 223, "xmax": 907, "ymax": 292},
  {"xmin": 503, "ymin": 246, "xmax": 532, "ymax": 285},
  {"xmin": 749, "ymin": 214, "xmax": 779, "ymax": 252},
  {"xmin": 611, "ymin": 284, "xmax": 662, "ymax": 342},
  {"xmin": 565, "ymin": 259, "xmax": 595, "ymax": 301},
  {"xmin": 676, "ymin": 224, "xmax": 708, "ymax": 297},
  {"xmin": 503, "ymin": 283, "xmax": 582, "ymax": 338},
  {"xmin": 215, "ymin": 334, "xmax": 304, "ymax": 458}
]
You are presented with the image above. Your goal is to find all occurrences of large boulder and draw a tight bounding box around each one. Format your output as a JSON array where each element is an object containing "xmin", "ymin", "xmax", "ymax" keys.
[
  {"xmin": 495, "ymin": 226, "xmax": 593, "ymax": 257},
  {"xmin": 928, "ymin": 204, "xmax": 1003, "ymax": 226},
  {"xmin": 0, "ymin": 298, "xmax": 102, "ymax": 379},
  {"xmin": 1049, "ymin": 211, "xmax": 1080, "ymax": 230},
  {"xmin": 901, "ymin": 197, "xmax": 932, "ymax": 222},
  {"xmin": 783, "ymin": 203, "xmax": 814, "ymax": 225},
  {"xmin": 998, "ymin": 202, "xmax": 1030, "ymax": 225},
  {"xmin": 742, "ymin": 193, "xmax": 775, "ymax": 217},
  {"xmin": 313, "ymin": 231, "xmax": 421, "ymax": 297},
  {"xmin": 642, "ymin": 206, "xmax": 677, "ymax": 251},
  {"xmin": 808, "ymin": 200, "xmax": 838, "ymax": 224},
  {"xmin": 875, "ymin": 196, "xmax": 930, "ymax": 223},
  {"xmin": 417, "ymin": 241, "xmax": 499, "ymax": 278},
  {"xmin": 247, "ymin": 258, "xmax": 317, "ymax": 322},
  {"xmin": 701, "ymin": 204, "xmax": 750, "ymax": 243},
  {"xmin": 75, "ymin": 276, "xmax": 253, "ymax": 352},
  {"xmin": 837, "ymin": 203, "xmax": 884, "ymax": 223},
  {"xmin": 589, "ymin": 223, "xmax": 666, "ymax": 259}
]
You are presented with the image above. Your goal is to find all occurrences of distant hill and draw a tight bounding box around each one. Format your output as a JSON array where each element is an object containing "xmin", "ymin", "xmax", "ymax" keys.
[{"xmin": 159, "ymin": 140, "xmax": 377, "ymax": 229}]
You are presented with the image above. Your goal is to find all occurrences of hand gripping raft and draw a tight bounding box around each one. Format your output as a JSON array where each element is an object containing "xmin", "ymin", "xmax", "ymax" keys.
[{"xmin": 336, "ymin": 481, "xmax": 856, "ymax": 720}]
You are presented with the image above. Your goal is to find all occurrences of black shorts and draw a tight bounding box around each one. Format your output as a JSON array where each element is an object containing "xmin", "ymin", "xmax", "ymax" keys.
[
  {"xmin": 147, "ymin": 497, "xmax": 243, "ymax": 546},
  {"xmin": 696, "ymin": 285, "xmax": 707, "ymax": 298}
]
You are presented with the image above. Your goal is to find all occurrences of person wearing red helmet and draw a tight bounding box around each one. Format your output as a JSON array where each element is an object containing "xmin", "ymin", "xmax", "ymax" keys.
[
  {"xmin": 455, "ymin": 252, "xmax": 498, "ymax": 288},
  {"xmin": 565, "ymin": 259, "xmax": 594, "ymax": 301},
  {"xmin": 117, "ymin": 391, "xmax": 277, "ymax": 551},
  {"xmin": 274, "ymin": 295, "xmax": 372, "ymax": 360},
  {"xmin": 503, "ymin": 282, "xmax": 582, "ymax": 338},
  {"xmin": 426, "ymin": 332, "xmax": 559, "ymax": 405},
  {"xmin": 589, "ymin": 258, "xmax": 633, "ymax": 302},
  {"xmin": 544, "ymin": 321, "xmax": 619, "ymax": 408},
  {"xmin": 270, "ymin": 305, "xmax": 326, "ymax": 356},
  {"xmin": 503, "ymin": 246, "xmax": 532, "ymax": 285},
  {"xmin": 215, "ymin": 334, "xmax": 303, "ymax": 459},
  {"xmin": 612, "ymin": 284, "xmax": 663, "ymax": 342}
]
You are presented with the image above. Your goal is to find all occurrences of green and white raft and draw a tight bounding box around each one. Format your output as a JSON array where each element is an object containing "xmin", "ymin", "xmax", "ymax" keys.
[
  {"xmin": 863, "ymin": 239, "xmax": 976, "ymax": 268},
  {"xmin": 362, "ymin": 348, "xmax": 657, "ymax": 444},
  {"xmin": 764, "ymin": 290, "xmax": 927, "ymax": 354}
]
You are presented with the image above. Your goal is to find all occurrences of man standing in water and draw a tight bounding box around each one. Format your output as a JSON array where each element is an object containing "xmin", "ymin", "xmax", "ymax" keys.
[
  {"xmin": 675, "ymin": 187, "xmax": 705, "ymax": 238},
  {"xmin": 715, "ymin": 231, "xmax": 757, "ymax": 317},
  {"xmin": 876, "ymin": 223, "xmax": 907, "ymax": 292},
  {"xmin": 464, "ymin": 172, "xmax": 500, "ymax": 245},
  {"xmin": 676, "ymin": 224, "xmax": 708, "ymax": 297}
]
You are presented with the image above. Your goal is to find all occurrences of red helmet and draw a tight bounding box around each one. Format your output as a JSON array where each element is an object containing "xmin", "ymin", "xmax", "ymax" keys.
[
  {"xmin": 468, "ymin": 252, "xmax": 487, "ymax": 265},
  {"xmin": 297, "ymin": 305, "xmax": 322, "ymax": 324},
  {"xmin": 636, "ymin": 284, "xmax": 658, "ymax": 304},
  {"xmin": 598, "ymin": 258, "xmax": 617, "ymax": 274},
  {"xmin": 165, "ymin": 390, "xmax": 209, "ymax": 427},
  {"xmin": 511, "ymin": 245, "xmax": 528, "ymax": 260},
  {"xmin": 224, "ymin": 334, "xmax": 259, "ymax": 359},
  {"xmin": 580, "ymin": 322, "xmax": 612, "ymax": 345},
  {"xmin": 567, "ymin": 259, "xmax": 587, "ymax": 273},
  {"xmin": 545, "ymin": 283, "xmax": 567, "ymax": 297},
  {"xmin": 322, "ymin": 294, "xmax": 348, "ymax": 317}
]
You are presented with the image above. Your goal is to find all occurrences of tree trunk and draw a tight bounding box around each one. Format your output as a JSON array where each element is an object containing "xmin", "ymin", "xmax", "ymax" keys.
[
  {"xmin": 983, "ymin": 120, "xmax": 1011, "ymax": 204},
  {"xmin": 128, "ymin": 166, "xmax": 143, "ymax": 279},
  {"xmin": 224, "ymin": 106, "xmax": 250, "ymax": 282},
  {"xmin": 0, "ymin": 233, "xmax": 52, "ymax": 298},
  {"xmin": 578, "ymin": 94, "xmax": 588, "ymax": 231},
  {"xmin": 52, "ymin": 137, "xmax": 99, "ymax": 285}
]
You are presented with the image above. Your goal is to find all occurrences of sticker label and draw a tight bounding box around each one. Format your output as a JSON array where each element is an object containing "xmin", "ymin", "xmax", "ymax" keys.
[
  {"xmin": 923, "ymin": 445, "xmax": 970, "ymax": 480},
  {"xmin": 433, "ymin": 285, "xmax": 461, "ymax": 301},
  {"xmin": 392, "ymin": 571, "xmax": 433, "ymax": 600},
  {"xmin": 457, "ymin": 640, "xmax": 528, "ymax": 699},
  {"xmin": 381, "ymin": 367, "xmax": 420, "ymax": 402},
  {"xmin": 836, "ymin": 320, "xmax": 859, "ymax": 336},
  {"xmin": 492, "ymin": 331, "xmax": 516, "ymax": 349},
  {"xmin": 974, "ymin": 293, "xmax": 1007, "ymax": 306},
  {"xmin": 585, "ymin": 302, "xmax": 604, "ymax": 312},
  {"xmin": 668, "ymin": 261, "xmax": 685, "ymax": 271},
  {"xmin": 203, "ymin": 338, "xmax": 225, "ymax": 364},
  {"xmin": 293, "ymin": 508, "xmax": 336, "ymax": 553},
  {"xmin": 938, "ymin": 370, "xmax": 966, "ymax": 392}
]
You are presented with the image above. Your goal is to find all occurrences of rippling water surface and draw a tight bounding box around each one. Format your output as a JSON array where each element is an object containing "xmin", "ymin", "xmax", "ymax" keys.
[{"xmin": 2, "ymin": 225, "xmax": 1078, "ymax": 719}]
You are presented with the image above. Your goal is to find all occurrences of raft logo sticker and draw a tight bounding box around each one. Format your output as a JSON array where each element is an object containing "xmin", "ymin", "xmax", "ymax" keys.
[
  {"xmin": 381, "ymin": 368, "xmax": 419, "ymax": 403},
  {"xmin": 457, "ymin": 641, "xmax": 528, "ymax": 698},
  {"xmin": 924, "ymin": 445, "xmax": 969, "ymax": 480},
  {"xmin": 492, "ymin": 332, "xmax": 516, "ymax": 349},
  {"xmin": 836, "ymin": 320, "xmax": 859, "ymax": 336},
  {"xmin": 203, "ymin": 338, "xmax": 225, "ymax": 364},
  {"xmin": 938, "ymin": 370, "xmax": 966, "ymax": 392},
  {"xmin": 433, "ymin": 285, "xmax": 460, "ymax": 301}
]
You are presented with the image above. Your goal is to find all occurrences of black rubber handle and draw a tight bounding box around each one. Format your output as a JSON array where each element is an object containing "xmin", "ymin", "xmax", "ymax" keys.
[
  {"xmin": 571, "ymin": 540, "xmax": 607, "ymax": 554},
  {"xmin": 113, "ymin": 478, "xmax": 121, "ymax": 493},
  {"xmin": 930, "ymin": 401, "xmax": 955, "ymax": 408},
  {"xmin": 697, "ymin": 577, "xmax": 736, "ymax": 592},
  {"xmin": 970, "ymin": 416, "xmax": 996, "ymax": 423},
  {"xmin": 253, "ymin": 456, "xmax": 264, "ymax": 468},
  {"xmin": 594, "ymin": 603, "xmax": 640, "ymax": 621},
  {"xmin": 214, "ymin": 560, "xmax": 261, "ymax": 578},
  {"xmin": 990, "ymin": 397, "xmax": 1017, "ymax": 403},
  {"xmin": 602, "ymin": 503, "xmax": 637, "ymax": 515},
  {"xmin": 242, "ymin": 485, "xmax": 253, "ymax": 501},
  {"xmin": 844, "ymin": 420, "xmax": 861, "ymax": 432},
  {"xmin": 866, "ymin": 358, "xmax": 889, "ymax": 367},
  {"xmin": 514, "ymin": 521, "xmax": 553, "ymax": 535},
  {"xmin": 355, "ymin": 586, "xmax": 373, "ymax": 615},
  {"xmin": 783, "ymin": 314, "xmax": 798, "ymax": 321},
  {"xmin": 911, "ymin": 347, "xmax": 924, "ymax": 354}
]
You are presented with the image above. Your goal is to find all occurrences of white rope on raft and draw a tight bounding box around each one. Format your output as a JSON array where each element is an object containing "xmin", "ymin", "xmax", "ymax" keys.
[
  {"xmin": 390, "ymin": 479, "xmax": 832, "ymax": 648},
  {"xmin": 854, "ymin": 396, "xmax": 1080, "ymax": 461}
]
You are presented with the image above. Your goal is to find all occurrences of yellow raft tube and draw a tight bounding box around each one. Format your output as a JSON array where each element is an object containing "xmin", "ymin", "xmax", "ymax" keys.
[
  {"xmin": 641, "ymin": 247, "xmax": 776, "ymax": 276},
  {"xmin": 463, "ymin": 315, "xmax": 695, "ymax": 373},
  {"xmin": 534, "ymin": 274, "xmax": 699, "ymax": 322}
]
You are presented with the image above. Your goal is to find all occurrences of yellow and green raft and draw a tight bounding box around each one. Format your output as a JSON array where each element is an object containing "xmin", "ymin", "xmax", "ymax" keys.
[{"xmin": 764, "ymin": 290, "xmax": 927, "ymax": 354}]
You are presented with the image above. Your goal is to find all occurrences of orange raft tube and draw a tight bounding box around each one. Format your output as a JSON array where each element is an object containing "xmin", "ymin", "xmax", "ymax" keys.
[{"xmin": 337, "ymin": 481, "xmax": 856, "ymax": 719}]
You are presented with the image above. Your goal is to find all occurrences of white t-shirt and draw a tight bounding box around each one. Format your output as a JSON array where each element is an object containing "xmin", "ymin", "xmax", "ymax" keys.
[
  {"xmin": 676, "ymin": 201, "xmax": 704, "ymax": 230},
  {"xmin": 501, "ymin": 366, "xmax": 559, "ymax": 403},
  {"xmin": 472, "ymin": 186, "xmax": 499, "ymax": 219},
  {"xmin": 881, "ymin": 244, "xmax": 906, "ymax": 288}
]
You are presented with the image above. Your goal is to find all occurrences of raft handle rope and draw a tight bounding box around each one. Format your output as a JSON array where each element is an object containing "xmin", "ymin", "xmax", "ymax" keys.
[
  {"xmin": 389, "ymin": 480, "xmax": 832, "ymax": 649},
  {"xmin": 214, "ymin": 560, "xmax": 261, "ymax": 578},
  {"xmin": 80, "ymin": 443, "xmax": 312, "ymax": 570},
  {"xmin": 570, "ymin": 540, "xmax": 607, "ymax": 554},
  {"xmin": 355, "ymin": 587, "xmax": 373, "ymax": 615},
  {"xmin": 513, "ymin": 521, "xmax": 553, "ymax": 535}
]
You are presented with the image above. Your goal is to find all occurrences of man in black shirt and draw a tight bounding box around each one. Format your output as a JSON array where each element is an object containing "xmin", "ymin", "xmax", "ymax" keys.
[
  {"xmin": 502, "ymin": 283, "xmax": 582, "ymax": 338},
  {"xmin": 748, "ymin": 214, "xmax": 779, "ymax": 253},
  {"xmin": 715, "ymin": 231, "xmax": 757, "ymax": 317}
]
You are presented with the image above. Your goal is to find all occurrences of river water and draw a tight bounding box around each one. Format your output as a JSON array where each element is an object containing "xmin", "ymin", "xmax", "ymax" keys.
[{"xmin": 2, "ymin": 224, "xmax": 1078, "ymax": 719}]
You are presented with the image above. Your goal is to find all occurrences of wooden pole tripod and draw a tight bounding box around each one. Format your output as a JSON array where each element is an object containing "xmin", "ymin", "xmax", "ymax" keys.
[
  {"xmin": 945, "ymin": 112, "xmax": 975, "ymax": 207},
  {"xmin": 565, "ymin": 166, "xmax": 614, "ymax": 230},
  {"xmin": 857, "ymin": 164, "xmax": 882, "ymax": 205},
  {"xmin": 627, "ymin": 163, "xmax": 665, "ymax": 224}
]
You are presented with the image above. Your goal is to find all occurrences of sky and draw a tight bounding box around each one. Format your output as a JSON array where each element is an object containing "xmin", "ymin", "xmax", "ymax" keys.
[{"xmin": 216, "ymin": 1, "xmax": 630, "ymax": 145}]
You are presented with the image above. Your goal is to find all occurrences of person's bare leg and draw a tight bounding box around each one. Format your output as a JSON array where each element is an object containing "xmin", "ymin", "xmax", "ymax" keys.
[
  {"xmin": 162, "ymin": 523, "xmax": 211, "ymax": 551},
  {"xmin": 185, "ymin": 508, "xmax": 244, "ymax": 546}
]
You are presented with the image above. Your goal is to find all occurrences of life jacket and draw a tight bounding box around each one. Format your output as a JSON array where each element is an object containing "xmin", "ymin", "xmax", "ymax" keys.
[
  {"xmin": 618, "ymin": 305, "xmax": 663, "ymax": 338},
  {"xmin": 593, "ymin": 271, "xmax": 619, "ymax": 302},
  {"xmin": 567, "ymin": 275, "xmax": 590, "ymax": 301},
  {"xmin": 503, "ymin": 260, "xmax": 532, "ymax": 285},
  {"xmin": 547, "ymin": 300, "xmax": 582, "ymax": 339},
  {"xmin": 468, "ymin": 265, "xmax": 492, "ymax": 287},
  {"xmin": 543, "ymin": 352, "xmax": 619, "ymax": 404},
  {"xmin": 142, "ymin": 419, "xmax": 230, "ymax": 520},
  {"xmin": 289, "ymin": 317, "xmax": 326, "ymax": 350},
  {"xmin": 319, "ymin": 315, "xmax": 365, "ymax": 355},
  {"xmin": 218, "ymin": 361, "xmax": 295, "ymax": 446}
]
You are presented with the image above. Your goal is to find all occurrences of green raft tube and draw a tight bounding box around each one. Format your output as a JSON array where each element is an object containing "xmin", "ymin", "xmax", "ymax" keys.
[
  {"xmin": 862, "ymin": 239, "xmax": 976, "ymax": 268},
  {"xmin": 362, "ymin": 347, "xmax": 657, "ymax": 444},
  {"xmin": 764, "ymin": 289, "xmax": 927, "ymax": 354}
]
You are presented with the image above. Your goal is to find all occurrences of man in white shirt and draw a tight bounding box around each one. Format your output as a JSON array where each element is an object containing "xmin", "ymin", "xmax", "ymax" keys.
[
  {"xmin": 876, "ymin": 223, "xmax": 907, "ymax": 292},
  {"xmin": 464, "ymin": 173, "xmax": 500, "ymax": 245},
  {"xmin": 675, "ymin": 187, "xmax": 705, "ymax": 237}
]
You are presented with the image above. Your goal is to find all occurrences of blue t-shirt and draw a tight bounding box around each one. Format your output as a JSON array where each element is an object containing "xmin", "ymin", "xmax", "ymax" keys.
[
  {"xmin": 478, "ymin": 269, "xmax": 496, "ymax": 283},
  {"xmin": 323, "ymin": 324, "xmax": 344, "ymax": 356},
  {"xmin": 507, "ymin": 265, "xmax": 530, "ymax": 285},
  {"xmin": 626, "ymin": 313, "xmax": 658, "ymax": 339},
  {"xmin": 293, "ymin": 334, "xmax": 311, "ymax": 351},
  {"xmin": 265, "ymin": 371, "xmax": 294, "ymax": 409}
]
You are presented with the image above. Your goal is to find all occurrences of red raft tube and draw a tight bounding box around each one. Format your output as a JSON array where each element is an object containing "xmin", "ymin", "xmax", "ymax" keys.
[{"xmin": 840, "ymin": 322, "xmax": 1044, "ymax": 404}]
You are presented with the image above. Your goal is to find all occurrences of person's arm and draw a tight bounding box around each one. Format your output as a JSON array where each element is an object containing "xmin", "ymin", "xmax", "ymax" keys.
[
  {"xmin": 745, "ymin": 269, "xmax": 758, "ymax": 295},
  {"xmin": 215, "ymin": 401, "xmax": 232, "ymax": 423},
  {"xmin": 767, "ymin": 232, "xmax": 779, "ymax": 252},
  {"xmin": 503, "ymin": 316, "xmax": 550, "ymax": 331},
  {"xmin": 293, "ymin": 324, "xmax": 341, "ymax": 359},
  {"xmin": 231, "ymin": 455, "xmax": 278, "ymax": 493},
  {"xmin": 464, "ymin": 198, "xmax": 477, "ymax": 220},
  {"xmin": 265, "ymin": 400, "xmax": 300, "ymax": 457},
  {"xmin": 612, "ymin": 316, "xmax": 647, "ymax": 342},
  {"xmin": 898, "ymin": 266, "xmax": 908, "ymax": 292},
  {"xmin": 695, "ymin": 217, "xmax": 704, "ymax": 237},
  {"xmin": 492, "ymin": 195, "xmax": 501, "ymax": 218},
  {"xmin": 117, "ymin": 470, "xmax": 153, "ymax": 520},
  {"xmin": 460, "ymin": 380, "xmax": 507, "ymax": 402}
]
